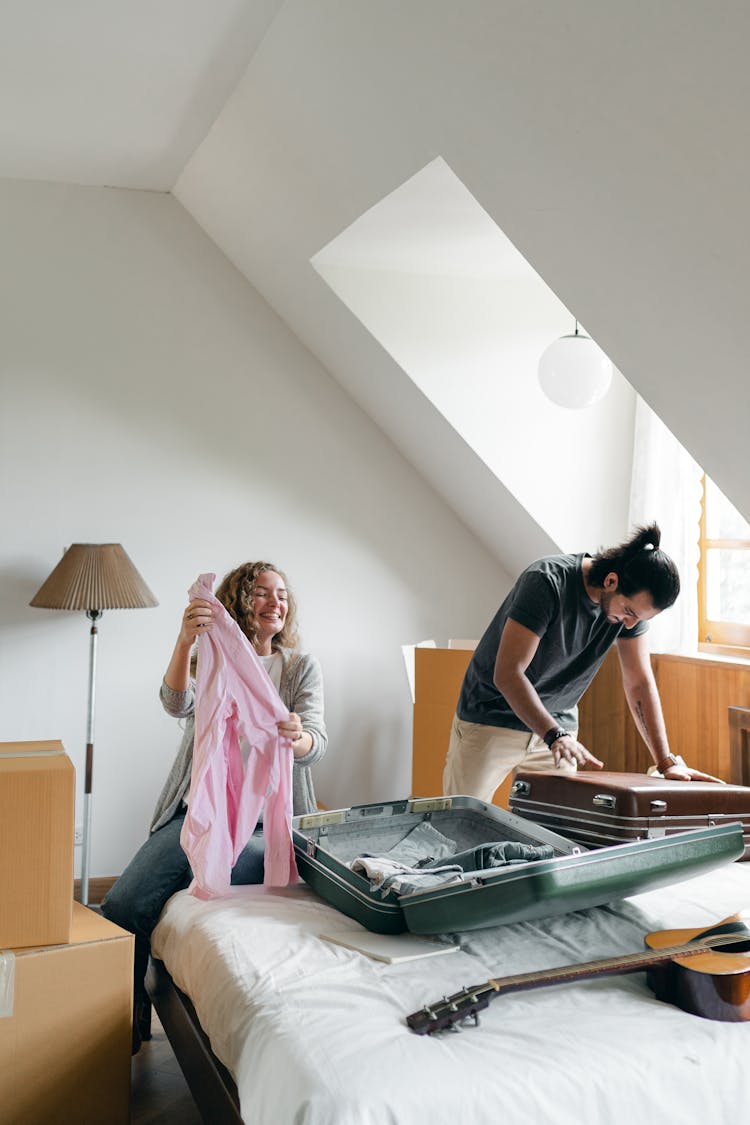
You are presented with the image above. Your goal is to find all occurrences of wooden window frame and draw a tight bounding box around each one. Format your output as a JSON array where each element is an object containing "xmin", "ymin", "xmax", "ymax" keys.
[{"xmin": 698, "ymin": 474, "xmax": 750, "ymax": 654}]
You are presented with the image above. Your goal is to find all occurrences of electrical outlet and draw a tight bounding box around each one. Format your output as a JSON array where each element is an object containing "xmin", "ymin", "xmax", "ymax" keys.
[{"xmin": 74, "ymin": 825, "xmax": 83, "ymax": 846}]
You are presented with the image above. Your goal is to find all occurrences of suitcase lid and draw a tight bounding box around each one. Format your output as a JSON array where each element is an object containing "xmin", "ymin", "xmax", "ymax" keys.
[{"xmin": 397, "ymin": 822, "xmax": 745, "ymax": 935}]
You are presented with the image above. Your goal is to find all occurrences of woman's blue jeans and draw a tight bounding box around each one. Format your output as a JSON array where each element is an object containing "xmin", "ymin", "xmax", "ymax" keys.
[{"xmin": 101, "ymin": 811, "xmax": 265, "ymax": 999}]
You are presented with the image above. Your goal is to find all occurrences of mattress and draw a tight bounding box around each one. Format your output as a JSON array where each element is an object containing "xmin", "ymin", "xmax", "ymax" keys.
[{"xmin": 151, "ymin": 862, "xmax": 750, "ymax": 1125}]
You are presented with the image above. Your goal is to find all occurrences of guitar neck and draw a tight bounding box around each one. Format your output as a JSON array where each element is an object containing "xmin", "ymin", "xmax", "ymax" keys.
[
  {"xmin": 406, "ymin": 929, "xmax": 749, "ymax": 1034},
  {"xmin": 490, "ymin": 933, "xmax": 741, "ymax": 997}
]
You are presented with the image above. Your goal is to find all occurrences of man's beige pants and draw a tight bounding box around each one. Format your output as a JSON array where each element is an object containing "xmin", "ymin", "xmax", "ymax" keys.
[{"xmin": 442, "ymin": 714, "xmax": 577, "ymax": 803}]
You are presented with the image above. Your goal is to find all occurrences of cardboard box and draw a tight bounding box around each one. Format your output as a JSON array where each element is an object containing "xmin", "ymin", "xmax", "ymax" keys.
[
  {"xmin": 0, "ymin": 902, "xmax": 133, "ymax": 1125},
  {"xmin": 0, "ymin": 740, "xmax": 75, "ymax": 947},
  {"xmin": 412, "ymin": 647, "xmax": 513, "ymax": 809}
]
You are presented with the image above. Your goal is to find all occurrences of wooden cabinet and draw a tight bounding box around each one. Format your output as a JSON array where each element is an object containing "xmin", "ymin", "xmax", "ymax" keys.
[{"xmin": 578, "ymin": 649, "xmax": 750, "ymax": 780}]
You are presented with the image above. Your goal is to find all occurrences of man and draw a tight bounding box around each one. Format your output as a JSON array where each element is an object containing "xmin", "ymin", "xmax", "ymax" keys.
[{"xmin": 443, "ymin": 523, "xmax": 720, "ymax": 802}]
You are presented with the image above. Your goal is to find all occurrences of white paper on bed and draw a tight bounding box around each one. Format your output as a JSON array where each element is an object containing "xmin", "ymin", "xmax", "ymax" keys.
[
  {"xmin": 318, "ymin": 928, "xmax": 459, "ymax": 963},
  {"xmin": 152, "ymin": 865, "xmax": 750, "ymax": 1125}
]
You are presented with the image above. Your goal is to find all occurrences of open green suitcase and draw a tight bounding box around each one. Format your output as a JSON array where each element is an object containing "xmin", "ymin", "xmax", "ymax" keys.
[{"xmin": 292, "ymin": 795, "xmax": 744, "ymax": 935}]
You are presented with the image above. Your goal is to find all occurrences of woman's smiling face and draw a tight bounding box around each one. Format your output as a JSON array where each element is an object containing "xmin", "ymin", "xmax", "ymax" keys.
[{"xmin": 251, "ymin": 570, "xmax": 288, "ymax": 647}]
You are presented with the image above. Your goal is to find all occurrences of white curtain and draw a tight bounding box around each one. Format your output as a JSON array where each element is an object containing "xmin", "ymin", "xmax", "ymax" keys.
[{"xmin": 628, "ymin": 396, "xmax": 703, "ymax": 653}]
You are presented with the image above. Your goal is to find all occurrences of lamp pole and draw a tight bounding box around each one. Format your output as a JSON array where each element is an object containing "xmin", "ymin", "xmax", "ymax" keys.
[
  {"xmin": 80, "ymin": 609, "xmax": 101, "ymax": 907},
  {"xmin": 29, "ymin": 544, "xmax": 158, "ymax": 906}
]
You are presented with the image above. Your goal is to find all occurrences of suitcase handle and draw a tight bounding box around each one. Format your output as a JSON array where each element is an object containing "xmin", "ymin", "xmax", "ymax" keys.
[{"xmin": 593, "ymin": 794, "xmax": 616, "ymax": 809}]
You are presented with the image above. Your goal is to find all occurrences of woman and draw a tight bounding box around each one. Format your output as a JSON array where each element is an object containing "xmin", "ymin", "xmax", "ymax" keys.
[{"xmin": 101, "ymin": 561, "xmax": 327, "ymax": 1051}]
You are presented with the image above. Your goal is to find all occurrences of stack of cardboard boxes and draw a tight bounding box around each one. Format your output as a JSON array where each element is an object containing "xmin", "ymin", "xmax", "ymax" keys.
[
  {"xmin": 411, "ymin": 646, "xmax": 515, "ymax": 810},
  {"xmin": 0, "ymin": 740, "xmax": 133, "ymax": 1125}
]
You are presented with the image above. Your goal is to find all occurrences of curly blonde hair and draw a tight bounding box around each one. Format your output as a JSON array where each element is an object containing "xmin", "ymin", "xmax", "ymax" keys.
[{"xmin": 214, "ymin": 561, "xmax": 299, "ymax": 653}]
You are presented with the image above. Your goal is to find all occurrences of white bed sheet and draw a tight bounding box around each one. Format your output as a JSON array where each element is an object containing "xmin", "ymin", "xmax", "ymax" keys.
[{"xmin": 151, "ymin": 861, "xmax": 750, "ymax": 1125}]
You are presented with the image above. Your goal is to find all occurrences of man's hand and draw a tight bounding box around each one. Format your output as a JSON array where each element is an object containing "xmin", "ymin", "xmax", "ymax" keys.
[
  {"xmin": 659, "ymin": 757, "xmax": 725, "ymax": 784},
  {"xmin": 551, "ymin": 733, "xmax": 604, "ymax": 770}
]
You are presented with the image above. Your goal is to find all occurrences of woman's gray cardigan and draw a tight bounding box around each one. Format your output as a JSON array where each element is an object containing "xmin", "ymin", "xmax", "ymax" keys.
[{"xmin": 151, "ymin": 648, "xmax": 327, "ymax": 833}]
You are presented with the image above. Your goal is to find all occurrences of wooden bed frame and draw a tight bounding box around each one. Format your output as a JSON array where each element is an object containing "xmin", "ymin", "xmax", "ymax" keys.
[{"xmin": 146, "ymin": 957, "xmax": 243, "ymax": 1125}]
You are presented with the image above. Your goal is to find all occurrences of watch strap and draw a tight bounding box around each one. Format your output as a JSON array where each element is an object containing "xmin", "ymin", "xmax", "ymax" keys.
[{"xmin": 656, "ymin": 753, "xmax": 685, "ymax": 773}]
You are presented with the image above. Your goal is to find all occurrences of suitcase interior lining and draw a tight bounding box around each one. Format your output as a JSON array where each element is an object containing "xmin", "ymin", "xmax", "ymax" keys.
[{"xmin": 300, "ymin": 808, "xmax": 568, "ymax": 865}]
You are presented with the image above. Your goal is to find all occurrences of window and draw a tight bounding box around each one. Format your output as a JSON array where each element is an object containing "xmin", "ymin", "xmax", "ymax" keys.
[{"xmin": 698, "ymin": 475, "xmax": 750, "ymax": 652}]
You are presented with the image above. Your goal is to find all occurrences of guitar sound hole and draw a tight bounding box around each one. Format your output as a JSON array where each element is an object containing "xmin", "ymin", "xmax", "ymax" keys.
[
  {"xmin": 694, "ymin": 921, "xmax": 750, "ymax": 954},
  {"xmin": 726, "ymin": 938, "xmax": 750, "ymax": 953}
]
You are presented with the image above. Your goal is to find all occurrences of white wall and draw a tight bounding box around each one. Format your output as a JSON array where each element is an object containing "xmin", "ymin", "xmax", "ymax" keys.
[{"xmin": 0, "ymin": 179, "xmax": 511, "ymax": 876}]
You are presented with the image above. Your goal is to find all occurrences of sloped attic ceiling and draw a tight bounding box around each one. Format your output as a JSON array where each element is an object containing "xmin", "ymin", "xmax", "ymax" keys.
[
  {"xmin": 310, "ymin": 156, "xmax": 638, "ymax": 558},
  {"xmin": 173, "ymin": 0, "xmax": 750, "ymax": 533},
  {"xmin": 0, "ymin": 0, "xmax": 282, "ymax": 190},
  {"xmin": 2, "ymin": 2, "xmax": 748, "ymax": 573}
]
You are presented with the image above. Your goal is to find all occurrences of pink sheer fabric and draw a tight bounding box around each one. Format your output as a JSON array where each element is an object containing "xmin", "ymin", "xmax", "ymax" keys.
[{"xmin": 180, "ymin": 573, "xmax": 298, "ymax": 898}]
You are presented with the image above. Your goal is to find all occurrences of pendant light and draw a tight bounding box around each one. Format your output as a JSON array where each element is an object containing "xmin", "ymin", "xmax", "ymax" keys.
[{"xmin": 538, "ymin": 320, "xmax": 613, "ymax": 408}]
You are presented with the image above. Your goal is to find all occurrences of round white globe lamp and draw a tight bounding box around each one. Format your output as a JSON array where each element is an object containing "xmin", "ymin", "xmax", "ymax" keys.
[{"xmin": 538, "ymin": 323, "xmax": 613, "ymax": 409}]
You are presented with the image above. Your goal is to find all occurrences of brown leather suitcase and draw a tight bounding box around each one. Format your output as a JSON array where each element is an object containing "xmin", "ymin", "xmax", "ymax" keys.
[{"xmin": 509, "ymin": 770, "xmax": 750, "ymax": 859}]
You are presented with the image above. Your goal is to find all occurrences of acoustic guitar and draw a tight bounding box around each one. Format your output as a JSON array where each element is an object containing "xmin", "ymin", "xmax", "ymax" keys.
[{"xmin": 406, "ymin": 912, "xmax": 750, "ymax": 1035}]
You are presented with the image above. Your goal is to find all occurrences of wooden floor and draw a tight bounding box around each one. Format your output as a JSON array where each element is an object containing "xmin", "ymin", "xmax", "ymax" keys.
[{"xmin": 130, "ymin": 1010, "xmax": 203, "ymax": 1125}]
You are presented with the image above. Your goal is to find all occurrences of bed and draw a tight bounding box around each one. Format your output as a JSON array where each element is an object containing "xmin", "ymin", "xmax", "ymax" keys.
[{"xmin": 149, "ymin": 856, "xmax": 750, "ymax": 1125}]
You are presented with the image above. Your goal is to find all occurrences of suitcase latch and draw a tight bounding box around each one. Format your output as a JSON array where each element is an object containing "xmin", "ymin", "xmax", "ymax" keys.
[
  {"xmin": 511, "ymin": 780, "xmax": 531, "ymax": 797},
  {"xmin": 305, "ymin": 838, "xmax": 316, "ymax": 858},
  {"xmin": 592, "ymin": 794, "xmax": 616, "ymax": 809},
  {"xmin": 649, "ymin": 800, "xmax": 668, "ymax": 814},
  {"xmin": 409, "ymin": 798, "xmax": 453, "ymax": 814}
]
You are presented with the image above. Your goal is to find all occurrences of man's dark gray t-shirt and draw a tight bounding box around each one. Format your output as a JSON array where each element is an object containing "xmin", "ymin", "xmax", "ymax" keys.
[{"xmin": 458, "ymin": 553, "xmax": 648, "ymax": 732}]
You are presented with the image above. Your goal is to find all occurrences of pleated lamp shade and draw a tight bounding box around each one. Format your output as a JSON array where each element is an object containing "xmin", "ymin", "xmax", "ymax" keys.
[{"xmin": 30, "ymin": 543, "xmax": 158, "ymax": 611}]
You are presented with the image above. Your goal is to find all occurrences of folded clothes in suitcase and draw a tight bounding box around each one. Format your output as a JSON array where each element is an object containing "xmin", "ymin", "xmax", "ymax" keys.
[
  {"xmin": 292, "ymin": 795, "xmax": 744, "ymax": 935},
  {"xmin": 509, "ymin": 770, "xmax": 750, "ymax": 859}
]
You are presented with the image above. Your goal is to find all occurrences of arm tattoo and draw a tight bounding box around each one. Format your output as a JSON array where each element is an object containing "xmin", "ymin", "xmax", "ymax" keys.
[{"xmin": 633, "ymin": 699, "xmax": 648, "ymax": 741}]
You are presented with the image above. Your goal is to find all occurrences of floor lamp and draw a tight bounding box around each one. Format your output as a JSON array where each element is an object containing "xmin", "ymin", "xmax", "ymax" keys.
[{"xmin": 30, "ymin": 544, "xmax": 158, "ymax": 906}]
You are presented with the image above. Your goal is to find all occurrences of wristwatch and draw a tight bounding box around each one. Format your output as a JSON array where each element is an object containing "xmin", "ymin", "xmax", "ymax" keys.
[
  {"xmin": 656, "ymin": 753, "xmax": 684, "ymax": 773},
  {"xmin": 543, "ymin": 726, "xmax": 570, "ymax": 748}
]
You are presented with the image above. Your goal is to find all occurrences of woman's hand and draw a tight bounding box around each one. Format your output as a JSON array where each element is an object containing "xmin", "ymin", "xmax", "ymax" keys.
[
  {"xmin": 179, "ymin": 599, "xmax": 213, "ymax": 647},
  {"xmin": 164, "ymin": 599, "xmax": 214, "ymax": 693},
  {"xmin": 278, "ymin": 712, "xmax": 304, "ymax": 743},
  {"xmin": 278, "ymin": 712, "xmax": 311, "ymax": 757}
]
